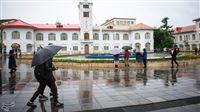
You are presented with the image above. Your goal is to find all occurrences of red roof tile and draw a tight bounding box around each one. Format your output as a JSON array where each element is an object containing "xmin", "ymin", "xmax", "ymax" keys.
[
  {"xmin": 129, "ymin": 23, "xmax": 153, "ymax": 30},
  {"xmin": 0, "ymin": 19, "xmax": 80, "ymax": 30},
  {"xmin": 33, "ymin": 24, "xmax": 80, "ymax": 30},
  {"xmin": 174, "ymin": 25, "xmax": 196, "ymax": 34},
  {"xmin": 0, "ymin": 19, "xmax": 36, "ymax": 29}
]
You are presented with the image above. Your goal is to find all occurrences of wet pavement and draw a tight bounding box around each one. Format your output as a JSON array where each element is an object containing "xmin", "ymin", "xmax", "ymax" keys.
[{"xmin": 0, "ymin": 56, "xmax": 200, "ymax": 112}]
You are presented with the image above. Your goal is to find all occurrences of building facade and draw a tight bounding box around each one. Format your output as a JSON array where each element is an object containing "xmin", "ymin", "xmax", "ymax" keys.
[
  {"xmin": 173, "ymin": 17, "xmax": 200, "ymax": 51},
  {"xmin": 0, "ymin": 0, "xmax": 154, "ymax": 55}
]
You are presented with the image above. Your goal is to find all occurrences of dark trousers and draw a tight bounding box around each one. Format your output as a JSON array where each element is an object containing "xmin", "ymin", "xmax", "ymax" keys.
[
  {"xmin": 30, "ymin": 81, "xmax": 58, "ymax": 102},
  {"xmin": 171, "ymin": 58, "xmax": 179, "ymax": 67},
  {"xmin": 143, "ymin": 60, "xmax": 147, "ymax": 68}
]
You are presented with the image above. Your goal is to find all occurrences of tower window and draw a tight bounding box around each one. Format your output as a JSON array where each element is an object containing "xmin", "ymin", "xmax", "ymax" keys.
[
  {"xmin": 83, "ymin": 5, "xmax": 89, "ymax": 8},
  {"xmin": 83, "ymin": 12, "xmax": 89, "ymax": 17}
]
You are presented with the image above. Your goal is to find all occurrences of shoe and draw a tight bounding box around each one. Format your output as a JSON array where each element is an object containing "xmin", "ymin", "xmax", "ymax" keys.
[
  {"xmin": 39, "ymin": 95, "xmax": 48, "ymax": 101},
  {"xmin": 27, "ymin": 102, "xmax": 37, "ymax": 108},
  {"xmin": 54, "ymin": 102, "xmax": 64, "ymax": 107}
]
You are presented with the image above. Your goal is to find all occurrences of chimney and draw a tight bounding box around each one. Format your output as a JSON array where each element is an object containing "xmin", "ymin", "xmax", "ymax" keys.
[
  {"xmin": 56, "ymin": 22, "xmax": 63, "ymax": 28},
  {"xmin": 176, "ymin": 27, "xmax": 182, "ymax": 32}
]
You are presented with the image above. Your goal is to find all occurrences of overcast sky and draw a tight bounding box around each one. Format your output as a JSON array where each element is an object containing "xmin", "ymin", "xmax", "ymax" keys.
[{"xmin": 0, "ymin": 0, "xmax": 199, "ymax": 28}]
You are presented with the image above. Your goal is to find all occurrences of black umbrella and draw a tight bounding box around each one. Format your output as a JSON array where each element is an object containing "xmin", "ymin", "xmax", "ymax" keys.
[
  {"xmin": 32, "ymin": 45, "xmax": 63, "ymax": 67},
  {"xmin": 122, "ymin": 46, "xmax": 132, "ymax": 50}
]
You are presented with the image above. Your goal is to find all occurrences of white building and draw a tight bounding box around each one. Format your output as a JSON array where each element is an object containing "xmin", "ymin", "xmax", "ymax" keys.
[
  {"xmin": 0, "ymin": 0, "xmax": 154, "ymax": 55},
  {"xmin": 173, "ymin": 17, "xmax": 200, "ymax": 51}
]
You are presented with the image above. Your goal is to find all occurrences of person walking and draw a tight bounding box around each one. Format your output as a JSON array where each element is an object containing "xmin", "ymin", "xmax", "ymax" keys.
[
  {"xmin": 170, "ymin": 48, "xmax": 179, "ymax": 68},
  {"xmin": 142, "ymin": 48, "xmax": 147, "ymax": 68},
  {"xmin": 27, "ymin": 58, "xmax": 63, "ymax": 108},
  {"xmin": 8, "ymin": 50, "xmax": 17, "ymax": 73},
  {"xmin": 124, "ymin": 49, "xmax": 130, "ymax": 67}
]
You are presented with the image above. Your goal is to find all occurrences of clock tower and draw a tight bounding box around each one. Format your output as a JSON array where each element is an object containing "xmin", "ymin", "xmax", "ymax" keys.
[{"xmin": 78, "ymin": 0, "xmax": 93, "ymax": 54}]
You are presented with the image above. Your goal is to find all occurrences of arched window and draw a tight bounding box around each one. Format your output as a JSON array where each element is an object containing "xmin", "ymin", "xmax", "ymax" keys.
[
  {"xmin": 145, "ymin": 32, "xmax": 150, "ymax": 39},
  {"xmin": 36, "ymin": 33, "xmax": 43, "ymax": 41},
  {"xmin": 145, "ymin": 43, "xmax": 151, "ymax": 51},
  {"xmin": 135, "ymin": 43, "xmax": 141, "ymax": 52},
  {"xmin": 179, "ymin": 36, "xmax": 182, "ymax": 41},
  {"xmin": 26, "ymin": 44, "xmax": 32, "ymax": 52},
  {"xmin": 12, "ymin": 31, "xmax": 20, "ymax": 39},
  {"xmin": 192, "ymin": 34, "xmax": 195, "ymax": 40},
  {"xmin": 3, "ymin": 31, "xmax": 6, "ymax": 40},
  {"xmin": 84, "ymin": 33, "xmax": 89, "ymax": 40},
  {"xmin": 179, "ymin": 44, "xmax": 183, "ymax": 51},
  {"xmin": 72, "ymin": 33, "xmax": 78, "ymax": 40},
  {"xmin": 113, "ymin": 33, "xmax": 119, "ymax": 40},
  {"xmin": 60, "ymin": 33, "xmax": 68, "ymax": 40},
  {"xmin": 48, "ymin": 33, "xmax": 56, "ymax": 41},
  {"xmin": 192, "ymin": 44, "xmax": 197, "ymax": 50},
  {"xmin": 93, "ymin": 33, "xmax": 99, "ymax": 40},
  {"xmin": 26, "ymin": 32, "xmax": 32, "ymax": 40},
  {"xmin": 123, "ymin": 34, "xmax": 129, "ymax": 40},
  {"xmin": 135, "ymin": 33, "xmax": 140, "ymax": 40},
  {"xmin": 103, "ymin": 33, "xmax": 109, "ymax": 40},
  {"xmin": 185, "ymin": 44, "xmax": 190, "ymax": 51}
]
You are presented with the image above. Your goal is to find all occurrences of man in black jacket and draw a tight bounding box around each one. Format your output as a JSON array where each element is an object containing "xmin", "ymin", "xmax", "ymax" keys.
[
  {"xmin": 170, "ymin": 48, "xmax": 179, "ymax": 68},
  {"xmin": 27, "ymin": 58, "xmax": 63, "ymax": 108}
]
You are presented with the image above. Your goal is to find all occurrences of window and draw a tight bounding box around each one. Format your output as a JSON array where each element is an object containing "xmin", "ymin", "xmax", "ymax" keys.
[
  {"xmin": 123, "ymin": 34, "xmax": 129, "ymax": 40},
  {"xmin": 199, "ymin": 33, "xmax": 200, "ymax": 40},
  {"xmin": 113, "ymin": 33, "xmax": 119, "ymax": 40},
  {"xmin": 93, "ymin": 46, "xmax": 99, "ymax": 50},
  {"xmin": 84, "ymin": 33, "xmax": 89, "ymax": 40},
  {"xmin": 179, "ymin": 36, "xmax": 182, "ymax": 41},
  {"xmin": 93, "ymin": 33, "xmax": 99, "ymax": 40},
  {"xmin": 83, "ymin": 5, "xmax": 89, "ymax": 8},
  {"xmin": 12, "ymin": 31, "xmax": 20, "ymax": 39},
  {"xmin": 61, "ymin": 47, "xmax": 67, "ymax": 51},
  {"xmin": 103, "ymin": 33, "xmax": 109, "ymax": 40},
  {"xmin": 135, "ymin": 33, "xmax": 140, "ymax": 40},
  {"xmin": 3, "ymin": 32, "xmax": 6, "ymax": 40},
  {"xmin": 26, "ymin": 32, "xmax": 32, "ymax": 40},
  {"xmin": 114, "ymin": 46, "xmax": 119, "ymax": 48},
  {"xmin": 36, "ymin": 33, "xmax": 43, "ymax": 41},
  {"xmin": 192, "ymin": 34, "xmax": 195, "ymax": 40},
  {"xmin": 26, "ymin": 44, "xmax": 32, "ymax": 52},
  {"xmin": 48, "ymin": 33, "xmax": 56, "ymax": 41},
  {"xmin": 145, "ymin": 43, "xmax": 151, "ymax": 51},
  {"xmin": 60, "ymin": 33, "xmax": 68, "ymax": 40},
  {"xmin": 145, "ymin": 32, "xmax": 150, "ymax": 39},
  {"xmin": 104, "ymin": 46, "xmax": 109, "ymax": 50},
  {"xmin": 73, "ymin": 46, "xmax": 78, "ymax": 51},
  {"xmin": 83, "ymin": 12, "xmax": 89, "ymax": 17},
  {"xmin": 117, "ymin": 21, "xmax": 119, "ymax": 25},
  {"xmin": 72, "ymin": 33, "xmax": 78, "ymax": 40}
]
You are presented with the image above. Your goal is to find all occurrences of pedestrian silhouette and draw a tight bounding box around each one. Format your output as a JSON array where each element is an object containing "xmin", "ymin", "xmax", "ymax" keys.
[
  {"xmin": 170, "ymin": 48, "xmax": 179, "ymax": 68},
  {"xmin": 171, "ymin": 68, "xmax": 179, "ymax": 85}
]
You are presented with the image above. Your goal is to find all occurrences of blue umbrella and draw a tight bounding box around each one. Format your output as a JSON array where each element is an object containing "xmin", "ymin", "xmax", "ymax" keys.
[{"xmin": 32, "ymin": 45, "xmax": 63, "ymax": 67}]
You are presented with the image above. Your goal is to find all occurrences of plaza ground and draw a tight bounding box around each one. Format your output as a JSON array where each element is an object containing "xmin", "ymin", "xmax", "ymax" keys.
[{"xmin": 0, "ymin": 56, "xmax": 200, "ymax": 112}]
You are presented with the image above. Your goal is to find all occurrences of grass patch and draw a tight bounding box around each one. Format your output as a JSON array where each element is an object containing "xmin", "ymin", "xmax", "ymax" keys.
[{"xmin": 18, "ymin": 54, "xmax": 200, "ymax": 63}]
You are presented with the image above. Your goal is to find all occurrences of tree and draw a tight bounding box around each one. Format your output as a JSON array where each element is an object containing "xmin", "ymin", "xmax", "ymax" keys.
[
  {"xmin": 154, "ymin": 17, "xmax": 174, "ymax": 51},
  {"xmin": 160, "ymin": 17, "xmax": 173, "ymax": 30}
]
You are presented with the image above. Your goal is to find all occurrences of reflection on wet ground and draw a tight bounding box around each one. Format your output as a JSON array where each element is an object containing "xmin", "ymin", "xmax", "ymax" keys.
[{"xmin": 0, "ymin": 57, "xmax": 200, "ymax": 112}]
